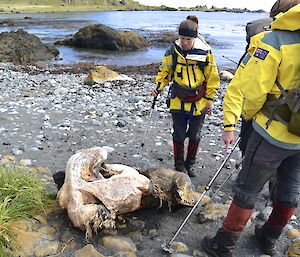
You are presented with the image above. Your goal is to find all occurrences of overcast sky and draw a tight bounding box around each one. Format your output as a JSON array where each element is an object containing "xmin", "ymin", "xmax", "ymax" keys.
[{"xmin": 136, "ymin": 0, "xmax": 276, "ymax": 11}]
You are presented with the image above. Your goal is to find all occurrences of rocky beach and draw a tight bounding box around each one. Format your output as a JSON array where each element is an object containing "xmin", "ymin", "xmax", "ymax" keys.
[{"xmin": 1, "ymin": 61, "xmax": 300, "ymax": 257}]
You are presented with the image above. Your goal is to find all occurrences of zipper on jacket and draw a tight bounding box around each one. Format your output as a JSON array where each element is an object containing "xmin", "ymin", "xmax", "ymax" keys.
[
  {"xmin": 191, "ymin": 64, "xmax": 197, "ymax": 84},
  {"xmin": 186, "ymin": 59, "xmax": 191, "ymax": 88}
]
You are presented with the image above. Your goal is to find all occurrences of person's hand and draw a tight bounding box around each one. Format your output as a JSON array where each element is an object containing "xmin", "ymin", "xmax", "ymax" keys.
[
  {"xmin": 152, "ymin": 87, "xmax": 159, "ymax": 97},
  {"xmin": 222, "ymin": 131, "xmax": 235, "ymax": 153},
  {"xmin": 206, "ymin": 103, "xmax": 214, "ymax": 115}
]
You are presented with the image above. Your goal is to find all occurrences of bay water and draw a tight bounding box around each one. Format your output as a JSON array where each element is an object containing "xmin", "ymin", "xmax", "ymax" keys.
[{"xmin": 0, "ymin": 11, "xmax": 269, "ymax": 68}]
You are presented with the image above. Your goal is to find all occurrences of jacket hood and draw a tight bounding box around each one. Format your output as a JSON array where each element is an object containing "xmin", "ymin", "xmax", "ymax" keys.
[{"xmin": 272, "ymin": 4, "xmax": 300, "ymax": 31}]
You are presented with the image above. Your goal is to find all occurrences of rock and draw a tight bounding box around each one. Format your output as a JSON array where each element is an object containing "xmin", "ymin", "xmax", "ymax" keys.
[
  {"xmin": 19, "ymin": 159, "xmax": 32, "ymax": 166},
  {"xmin": 192, "ymin": 249, "xmax": 208, "ymax": 256},
  {"xmin": 113, "ymin": 252, "xmax": 137, "ymax": 257},
  {"xmin": 198, "ymin": 203, "xmax": 230, "ymax": 223},
  {"xmin": 256, "ymin": 207, "xmax": 273, "ymax": 221},
  {"xmin": 56, "ymin": 24, "xmax": 149, "ymax": 51},
  {"xmin": 287, "ymin": 238, "xmax": 300, "ymax": 256},
  {"xmin": 219, "ymin": 70, "xmax": 234, "ymax": 82},
  {"xmin": 102, "ymin": 145, "xmax": 115, "ymax": 153},
  {"xmin": 127, "ymin": 220, "xmax": 145, "ymax": 231},
  {"xmin": 33, "ymin": 241, "xmax": 60, "ymax": 257},
  {"xmin": 148, "ymin": 229, "xmax": 157, "ymax": 238},
  {"xmin": 171, "ymin": 253, "xmax": 192, "ymax": 257},
  {"xmin": 12, "ymin": 148, "xmax": 23, "ymax": 155},
  {"xmin": 170, "ymin": 241, "xmax": 188, "ymax": 253},
  {"xmin": 84, "ymin": 66, "xmax": 119, "ymax": 84},
  {"xmin": 74, "ymin": 244, "xmax": 105, "ymax": 257},
  {"xmin": 288, "ymin": 228, "xmax": 300, "ymax": 239},
  {"xmin": 0, "ymin": 29, "xmax": 59, "ymax": 64},
  {"xmin": 101, "ymin": 236, "xmax": 137, "ymax": 252}
]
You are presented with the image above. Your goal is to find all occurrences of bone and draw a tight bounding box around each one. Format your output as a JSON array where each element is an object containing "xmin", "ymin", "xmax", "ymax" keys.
[{"xmin": 57, "ymin": 147, "xmax": 201, "ymax": 239}]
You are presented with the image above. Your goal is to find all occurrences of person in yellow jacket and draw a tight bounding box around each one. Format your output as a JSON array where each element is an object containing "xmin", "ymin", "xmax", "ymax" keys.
[
  {"xmin": 203, "ymin": 3, "xmax": 300, "ymax": 257},
  {"xmin": 152, "ymin": 15, "xmax": 220, "ymax": 177}
]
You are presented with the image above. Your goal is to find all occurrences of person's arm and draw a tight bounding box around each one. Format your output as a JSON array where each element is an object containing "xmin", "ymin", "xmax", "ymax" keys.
[
  {"xmin": 222, "ymin": 67, "xmax": 245, "ymax": 151},
  {"xmin": 154, "ymin": 49, "xmax": 173, "ymax": 95},
  {"xmin": 204, "ymin": 52, "xmax": 220, "ymax": 114},
  {"xmin": 223, "ymin": 66, "xmax": 245, "ymax": 132}
]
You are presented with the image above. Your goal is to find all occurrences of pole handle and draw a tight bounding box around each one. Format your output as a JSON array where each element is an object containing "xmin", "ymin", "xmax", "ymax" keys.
[{"xmin": 151, "ymin": 85, "xmax": 160, "ymax": 109}]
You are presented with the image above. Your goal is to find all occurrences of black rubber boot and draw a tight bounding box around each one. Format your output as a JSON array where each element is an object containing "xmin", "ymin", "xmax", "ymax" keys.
[
  {"xmin": 185, "ymin": 140, "xmax": 199, "ymax": 177},
  {"xmin": 202, "ymin": 229, "xmax": 240, "ymax": 257},
  {"xmin": 255, "ymin": 223, "xmax": 282, "ymax": 256},
  {"xmin": 173, "ymin": 140, "xmax": 188, "ymax": 174}
]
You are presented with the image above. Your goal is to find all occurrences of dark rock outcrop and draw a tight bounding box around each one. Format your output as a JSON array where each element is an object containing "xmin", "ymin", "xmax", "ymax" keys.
[
  {"xmin": 0, "ymin": 29, "xmax": 59, "ymax": 64},
  {"xmin": 56, "ymin": 24, "xmax": 149, "ymax": 51}
]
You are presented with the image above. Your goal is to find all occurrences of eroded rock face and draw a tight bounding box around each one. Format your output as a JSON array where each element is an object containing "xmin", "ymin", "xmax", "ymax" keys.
[
  {"xmin": 56, "ymin": 24, "xmax": 149, "ymax": 51},
  {"xmin": 0, "ymin": 29, "xmax": 59, "ymax": 64},
  {"xmin": 57, "ymin": 147, "xmax": 200, "ymax": 239}
]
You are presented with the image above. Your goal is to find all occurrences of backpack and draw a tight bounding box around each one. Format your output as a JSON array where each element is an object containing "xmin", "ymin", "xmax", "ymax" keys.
[
  {"xmin": 262, "ymin": 81, "xmax": 300, "ymax": 137},
  {"xmin": 245, "ymin": 18, "xmax": 272, "ymax": 44}
]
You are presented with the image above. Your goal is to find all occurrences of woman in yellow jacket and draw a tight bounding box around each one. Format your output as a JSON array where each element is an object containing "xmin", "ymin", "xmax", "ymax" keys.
[
  {"xmin": 152, "ymin": 15, "xmax": 220, "ymax": 177},
  {"xmin": 203, "ymin": 3, "xmax": 300, "ymax": 257}
]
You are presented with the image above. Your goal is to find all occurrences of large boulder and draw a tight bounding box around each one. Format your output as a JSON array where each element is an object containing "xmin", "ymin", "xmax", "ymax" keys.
[
  {"xmin": 0, "ymin": 29, "xmax": 59, "ymax": 64},
  {"xmin": 56, "ymin": 24, "xmax": 149, "ymax": 51}
]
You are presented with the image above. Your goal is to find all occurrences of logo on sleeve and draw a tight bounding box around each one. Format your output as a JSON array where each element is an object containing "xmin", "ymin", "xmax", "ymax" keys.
[{"xmin": 254, "ymin": 48, "xmax": 269, "ymax": 60}]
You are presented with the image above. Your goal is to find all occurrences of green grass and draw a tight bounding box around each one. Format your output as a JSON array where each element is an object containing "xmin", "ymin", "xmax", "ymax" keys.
[{"xmin": 0, "ymin": 164, "xmax": 54, "ymax": 256}]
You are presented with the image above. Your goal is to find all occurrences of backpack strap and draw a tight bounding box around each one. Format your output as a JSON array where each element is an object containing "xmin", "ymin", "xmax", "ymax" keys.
[
  {"xmin": 262, "ymin": 80, "xmax": 300, "ymax": 128},
  {"xmin": 170, "ymin": 45, "xmax": 177, "ymax": 80}
]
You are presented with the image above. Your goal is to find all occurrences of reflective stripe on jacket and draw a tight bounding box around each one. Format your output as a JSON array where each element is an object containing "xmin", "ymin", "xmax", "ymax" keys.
[{"xmin": 155, "ymin": 37, "xmax": 220, "ymax": 116}]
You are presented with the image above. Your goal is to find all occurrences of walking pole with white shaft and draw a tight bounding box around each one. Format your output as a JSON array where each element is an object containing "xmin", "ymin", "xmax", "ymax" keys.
[
  {"xmin": 161, "ymin": 137, "xmax": 241, "ymax": 254},
  {"xmin": 135, "ymin": 85, "xmax": 160, "ymax": 167}
]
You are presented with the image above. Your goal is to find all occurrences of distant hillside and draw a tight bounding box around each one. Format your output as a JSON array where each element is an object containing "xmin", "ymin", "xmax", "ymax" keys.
[
  {"xmin": 0, "ymin": 0, "xmax": 265, "ymax": 13},
  {"xmin": 0, "ymin": 0, "xmax": 136, "ymax": 5},
  {"xmin": 0, "ymin": 0, "xmax": 159, "ymax": 12}
]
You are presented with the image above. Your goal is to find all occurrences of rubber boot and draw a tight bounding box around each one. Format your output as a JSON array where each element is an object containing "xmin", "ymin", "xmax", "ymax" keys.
[
  {"xmin": 255, "ymin": 223, "xmax": 282, "ymax": 256},
  {"xmin": 173, "ymin": 140, "xmax": 188, "ymax": 174},
  {"xmin": 255, "ymin": 200, "xmax": 296, "ymax": 255},
  {"xmin": 203, "ymin": 200, "xmax": 253, "ymax": 257},
  {"xmin": 185, "ymin": 140, "xmax": 200, "ymax": 177},
  {"xmin": 203, "ymin": 229, "xmax": 240, "ymax": 257}
]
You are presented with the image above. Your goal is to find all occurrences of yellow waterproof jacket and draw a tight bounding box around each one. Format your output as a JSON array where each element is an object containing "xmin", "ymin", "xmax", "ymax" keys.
[
  {"xmin": 155, "ymin": 37, "xmax": 220, "ymax": 116},
  {"xmin": 223, "ymin": 31, "xmax": 268, "ymax": 131},
  {"xmin": 226, "ymin": 5, "xmax": 300, "ymax": 148}
]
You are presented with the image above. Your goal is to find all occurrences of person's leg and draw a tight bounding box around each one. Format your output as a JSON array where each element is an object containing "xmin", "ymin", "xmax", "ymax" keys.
[
  {"xmin": 239, "ymin": 118, "xmax": 277, "ymax": 207},
  {"xmin": 185, "ymin": 108, "xmax": 206, "ymax": 176},
  {"xmin": 172, "ymin": 112, "xmax": 188, "ymax": 173},
  {"xmin": 256, "ymin": 151, "xmax": 300, "ymax": 255},
  {"xmin": 239, "ymin": 118, "xmax": 253, "ymax": 156},
  {"xmin": 203, "ymin": 131, "xmax": 284, "ymax": 257}
]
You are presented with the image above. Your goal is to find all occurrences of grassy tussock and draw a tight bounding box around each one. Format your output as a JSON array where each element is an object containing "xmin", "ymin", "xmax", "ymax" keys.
[{"xmin": 0, "ymin": 164, "xmax": 53, "ymax": 256}]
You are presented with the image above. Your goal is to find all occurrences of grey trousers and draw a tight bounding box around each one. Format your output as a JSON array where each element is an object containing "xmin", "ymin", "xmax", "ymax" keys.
[{"xmin": 233, "ymin": 130, "xmax": 300, "ymax": 209}]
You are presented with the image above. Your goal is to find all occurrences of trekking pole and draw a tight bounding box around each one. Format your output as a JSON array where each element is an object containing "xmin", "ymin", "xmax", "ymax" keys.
[
  {"xmin": 222, "ymin": 55, "xmax": 238, "ymax": 65},
  {"xmin": 135, "ymin": 86, "xmax": 160, "ymax": 167},
  {"xmin": 211, "ymin": 156, "xmax": 244, "ymax": 200},
  {"xmin": 161, "ymin": 137, "xmax": 241, "ymax": 254}
]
